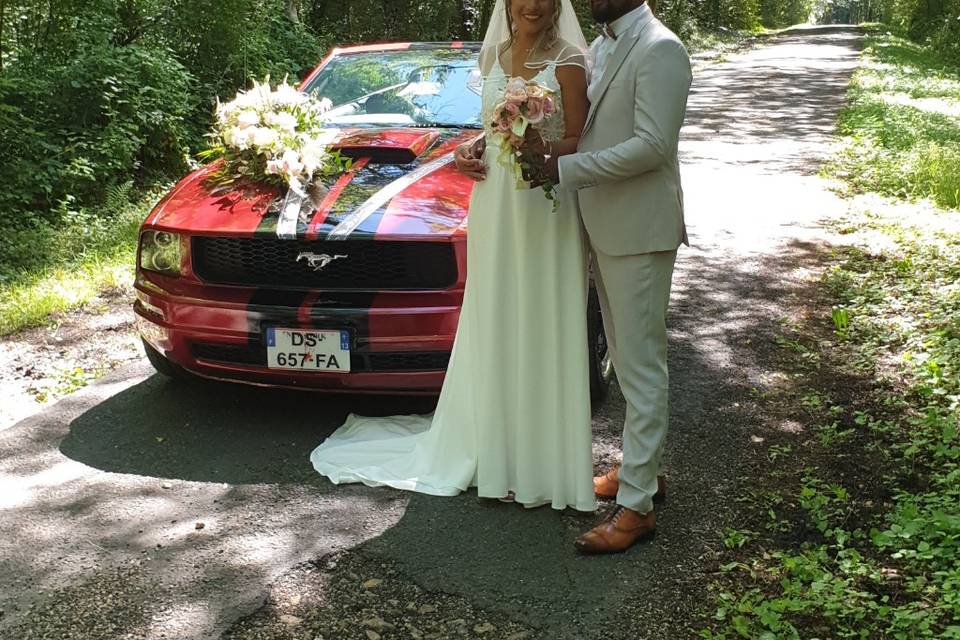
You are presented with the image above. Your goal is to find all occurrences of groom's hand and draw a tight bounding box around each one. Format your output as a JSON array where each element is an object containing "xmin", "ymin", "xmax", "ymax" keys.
[
  {"xmin": 543, "ymin": 154, "xmax": 560, "ymax": 185},
  {"xmin": 521, "ymin": 127, "xmax": 548, "ymax": 160},
  {"xmin": 455, "ymin": 138, "xmax": 486, "ymax": 181}
]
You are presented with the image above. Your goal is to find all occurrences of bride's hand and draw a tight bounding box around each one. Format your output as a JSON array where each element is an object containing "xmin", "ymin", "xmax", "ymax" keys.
[{"xmin": 455, "ymin": 139, "xmax": 487, "ymax": 181}]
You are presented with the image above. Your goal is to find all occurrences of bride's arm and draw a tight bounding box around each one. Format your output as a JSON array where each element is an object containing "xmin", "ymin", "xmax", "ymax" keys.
[{"xmin": 549, "ymin": 61, "xmax": 589, "ymax": 158}]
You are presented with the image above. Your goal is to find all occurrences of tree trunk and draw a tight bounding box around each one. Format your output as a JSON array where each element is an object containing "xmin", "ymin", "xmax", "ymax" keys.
[
  {"xmin": 287, "ymin": 0, "xmax": 301, "ymax": 23},
  {"xmin": 0, "ymin": 0, "xmax": 6, "ymax": 72},
  {"xmin": 479, "ymin": 0, "xmax": 496, "ymax": 39},
  {"xmin": 459, "ymin": 0, "xmax": 472, "ymax": 40}
]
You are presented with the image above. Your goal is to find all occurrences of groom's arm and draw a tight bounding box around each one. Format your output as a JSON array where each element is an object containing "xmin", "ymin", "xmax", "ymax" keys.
[{"xmin": 558, "ymin": 39, "xmax": 691, "ymax": 190}]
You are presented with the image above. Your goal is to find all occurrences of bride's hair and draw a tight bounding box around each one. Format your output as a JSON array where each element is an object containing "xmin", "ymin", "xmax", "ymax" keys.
[{"xmin": 503, "ymin": 0, "xmax": 562, "ymax": 52}]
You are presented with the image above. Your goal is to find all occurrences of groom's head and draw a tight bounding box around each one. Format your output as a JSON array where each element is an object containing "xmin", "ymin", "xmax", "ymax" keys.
[{"xmin": 588, "ymin": 0, "xmax": 645, "ymax": 23}]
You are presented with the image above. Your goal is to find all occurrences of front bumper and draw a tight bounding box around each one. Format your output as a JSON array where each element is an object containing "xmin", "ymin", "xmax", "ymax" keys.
[{"xmin": 134, "ymin": 270, "xmax": 462, "ymax": 394}]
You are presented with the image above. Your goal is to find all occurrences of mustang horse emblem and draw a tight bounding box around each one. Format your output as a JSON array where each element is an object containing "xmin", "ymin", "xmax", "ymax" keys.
[{"xmin": 296, "ymin": 252, "xmax": 348, "ymax": 271}]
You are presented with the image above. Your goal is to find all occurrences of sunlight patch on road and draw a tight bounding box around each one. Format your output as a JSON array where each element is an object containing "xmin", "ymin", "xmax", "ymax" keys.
[{"xmin": 0, "ymin": 459, "xmax": 96, "ymax": 508}]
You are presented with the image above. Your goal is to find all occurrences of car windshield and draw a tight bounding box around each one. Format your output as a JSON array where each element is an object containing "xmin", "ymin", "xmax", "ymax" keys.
[{"xmin": 302, "ymin": 47, "xmax": 483, "ymax": 129}]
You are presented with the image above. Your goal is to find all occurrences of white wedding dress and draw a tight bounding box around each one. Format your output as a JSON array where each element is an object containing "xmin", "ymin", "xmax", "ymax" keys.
[{"xmin": 310, "ymin": 58, "xmax": 596, "ymax": 512}]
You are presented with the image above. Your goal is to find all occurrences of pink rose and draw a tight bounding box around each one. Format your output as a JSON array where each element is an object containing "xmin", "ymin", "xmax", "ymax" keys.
[
  {"xmin": 504, "ymin": 76, "xmax": 528, "ymax": 103},
  {"xmin": 543, "ymin": 97, "xmax": 556, "ymax": 116},
  {"xmin": 525, "ymin": 99, "xmax": 545, "ymax": 124},
  {"xmin": 525, "ymin": 83, "xmax": 547, "ymax": 100},
  {"xmin": 507, "ymin": 76, "xmax": 526, "ymax": 94},
  {"xmin": 504, "ymin": 101, "xmax": 521, "ymax": 116}
]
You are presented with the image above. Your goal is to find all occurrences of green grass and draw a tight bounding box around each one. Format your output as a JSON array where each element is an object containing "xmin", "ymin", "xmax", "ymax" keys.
[
  {"xmin": 0, "ymin": 187, "xmax": 167, "ymax": 336},
  {"xmin": 701, "ymin": 218, "xmax": 960, "ymax": 640},
  {"xmin": 825, "ymin": 32, "xmax": 960, "ymax": 209}
]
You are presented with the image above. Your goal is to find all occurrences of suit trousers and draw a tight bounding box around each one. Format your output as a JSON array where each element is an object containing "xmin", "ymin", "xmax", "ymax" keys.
[{"xmin": 591, "ymin": 248, "xmax": 677, "ymax": 515}]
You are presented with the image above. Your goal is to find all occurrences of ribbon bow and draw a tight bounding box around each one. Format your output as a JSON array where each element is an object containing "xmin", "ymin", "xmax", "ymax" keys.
[{"xmin": 600, "ymin": 23, "xmax": 618, "ymax": 41}]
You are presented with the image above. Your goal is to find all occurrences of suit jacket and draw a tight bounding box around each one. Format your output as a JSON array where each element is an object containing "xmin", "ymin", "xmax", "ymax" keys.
[{"xmin": 559, "ymin": 8, "xmax": 692, "ymax": 256}]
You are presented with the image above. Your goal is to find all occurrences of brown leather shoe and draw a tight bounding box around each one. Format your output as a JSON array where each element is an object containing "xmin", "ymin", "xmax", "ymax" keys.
[
  {"xmin": 574, "ymin": 506, "xmax": 657, "ymax": 554},
  {"xmin": 593, "ymin": 466, "xmax": 667, "ymax": 503}
]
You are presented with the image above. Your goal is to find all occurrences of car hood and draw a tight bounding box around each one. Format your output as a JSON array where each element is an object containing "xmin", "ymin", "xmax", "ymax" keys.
[{"xmin": 147, "ymin": 128, "xmax": 479, "ymax": 241}]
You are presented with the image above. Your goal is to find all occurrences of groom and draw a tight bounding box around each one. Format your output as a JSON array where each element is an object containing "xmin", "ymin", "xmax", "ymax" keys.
[{"xmin": 546, "ymin": 0, "xmax": 692, "ymax": 554}]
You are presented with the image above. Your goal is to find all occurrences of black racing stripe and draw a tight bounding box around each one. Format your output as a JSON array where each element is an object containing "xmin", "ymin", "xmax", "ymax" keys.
[
  {"xmin": 313, "ymin": 163, "xmax": 405, "ymax": 239},
  {"xmin": 246, "ymin": 288, "xmax": 313, "ymax": 354},
  {"xmin": 253, "ymin": 196, "xmax": 282, "ymax": 235},
  {"xmin": 305, "ymin": 292, "xmax": 380, "ymax": 354}
]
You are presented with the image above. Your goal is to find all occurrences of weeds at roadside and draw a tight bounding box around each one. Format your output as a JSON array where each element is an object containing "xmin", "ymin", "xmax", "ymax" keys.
[{"xmin": 701, "ymin": 33, "xmax": 959, "ymax": 635}]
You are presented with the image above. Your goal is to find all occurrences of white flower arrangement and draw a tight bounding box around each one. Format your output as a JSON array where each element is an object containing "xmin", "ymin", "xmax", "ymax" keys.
[{"xmin": 200, "ymin": 78, "xmax": 347, "ymax": 196}]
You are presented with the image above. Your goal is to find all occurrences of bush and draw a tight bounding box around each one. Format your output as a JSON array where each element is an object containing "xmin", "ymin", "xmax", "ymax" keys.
[{"xmin": 0, "ymin": 44, "xmax": 194, "ymax": 226}]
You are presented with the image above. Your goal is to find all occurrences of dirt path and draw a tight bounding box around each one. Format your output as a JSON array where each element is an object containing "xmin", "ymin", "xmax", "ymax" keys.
[{"xmin": 0, "ymin": 26, "xmax": 864, "ymax": 640}]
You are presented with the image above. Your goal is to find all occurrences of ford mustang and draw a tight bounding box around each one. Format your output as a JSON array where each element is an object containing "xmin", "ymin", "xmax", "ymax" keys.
[{"xmin": 135, "ymin": 42, "xmax": 612, "ymax": 400}]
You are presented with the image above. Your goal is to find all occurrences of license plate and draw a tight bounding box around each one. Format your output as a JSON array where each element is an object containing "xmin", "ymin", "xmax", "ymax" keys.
[{"xmin": 265, "ymin": 328, "xmax": 351, "ymax": 372}]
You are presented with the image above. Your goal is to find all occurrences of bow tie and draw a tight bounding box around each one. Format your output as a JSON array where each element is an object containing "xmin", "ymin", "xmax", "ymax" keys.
[{"xmin": 600, "ymin": 23, "xmax": 618, "ymax": 41}]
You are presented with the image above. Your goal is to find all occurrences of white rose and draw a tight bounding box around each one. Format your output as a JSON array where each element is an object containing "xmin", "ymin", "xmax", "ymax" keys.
[
  {"xmin": 280, "ymin": 149, "xmax": 304, "ymax": 176},
  {"xmin": 224, "ymin": 126, "xmax": 250, "ymax": 150},
  {"xmin": 237, "ymin": 110, "xmax": 260, "ymax": 129},
  {"xmin": 300, "ymin": 144, "xmax": 325, "ymax": 176},
  {"xmin": 251, "ymin": 126, "xmax": 280, "ymax": 149},
  {"xmin": 266, "ymin": 111, "xmax": 298, "ymax": 133},
  {"xmin": 274, "ymin": 83, "xmax": 305, "ymax": 107}
]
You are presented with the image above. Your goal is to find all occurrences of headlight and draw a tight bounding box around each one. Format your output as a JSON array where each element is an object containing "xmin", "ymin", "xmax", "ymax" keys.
[{"xmin": 139, "ymin": 230, "xmax": 183, "ymax": 276}]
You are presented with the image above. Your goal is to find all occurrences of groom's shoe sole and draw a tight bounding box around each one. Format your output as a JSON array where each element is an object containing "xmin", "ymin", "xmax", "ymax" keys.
[
  {"xmin": 575, "ymin": 529, "xmax": 657, "ymax": 555},
  {"xmin": 574, "ymin": 507, "xmax": 658, "ymax": 555}
]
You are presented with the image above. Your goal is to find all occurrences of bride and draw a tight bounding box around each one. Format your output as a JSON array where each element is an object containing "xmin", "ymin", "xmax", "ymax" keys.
[{"xmin": 310, "ymin": 0, "xmax": 595, "ymax": 511}]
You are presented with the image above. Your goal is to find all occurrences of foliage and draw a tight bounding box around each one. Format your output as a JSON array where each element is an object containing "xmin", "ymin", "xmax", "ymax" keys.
[
  {"xmin": 825, "ymin": 33, "xmax": 960, "ymax": 209},
  {"xmin": 703, "ymin": 222, "xmax": 960, "ymax": 639},
  {"xmin": 701, "ymin": 32, "xmax": 960, "ymax": 640},
  {"xmin": 0, "ymin": 187, "xmax": 162, "ymax": 335},
  {"xmin": 815, "ymin": 0, "xmax": 960, "ymax": 65}
]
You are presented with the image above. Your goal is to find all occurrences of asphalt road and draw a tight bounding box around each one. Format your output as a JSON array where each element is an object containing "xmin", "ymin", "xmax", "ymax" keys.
[{"xmin": 0, "ymin": 26, "xmax": 864, "ymax": 640}]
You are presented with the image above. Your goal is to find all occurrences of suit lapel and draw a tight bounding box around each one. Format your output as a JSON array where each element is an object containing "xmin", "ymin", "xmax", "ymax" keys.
[{"xmin": 583, "ymin": 14, "xmax": 655, "ymax": 133}]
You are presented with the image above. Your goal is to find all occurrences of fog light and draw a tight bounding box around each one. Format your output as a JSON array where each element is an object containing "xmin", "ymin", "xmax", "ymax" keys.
[
  {"xmin": 135, "ymin": 290, "xmax": 164, "ymax": 320},
  {"xmin": 136, "ymin": 315, "xmax": 173, "ymax": 352}
]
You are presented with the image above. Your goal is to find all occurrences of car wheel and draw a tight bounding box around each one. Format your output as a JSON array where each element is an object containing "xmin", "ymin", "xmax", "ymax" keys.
[
  {"xmin": 588, "ymin": 287, "xmax": 614, "ymax": 404},
  {"xmin": 141, "ymin": 338, "xmax": 192, "ymax": 381}
]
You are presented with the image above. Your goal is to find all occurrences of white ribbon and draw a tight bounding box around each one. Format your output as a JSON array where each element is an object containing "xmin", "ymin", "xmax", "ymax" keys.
[
  {"xmin": 276, "ymin": 180, "xmax": 308, "ymax": 240},
  {"xmin": 326, "ymin": 152, "xmax": 455, "ymax": 240}
]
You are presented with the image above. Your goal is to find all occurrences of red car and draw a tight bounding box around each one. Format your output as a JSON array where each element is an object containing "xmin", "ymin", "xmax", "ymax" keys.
[{"xmin": 135, "ymin": 42, "xmax": 612, "ymax": 400}]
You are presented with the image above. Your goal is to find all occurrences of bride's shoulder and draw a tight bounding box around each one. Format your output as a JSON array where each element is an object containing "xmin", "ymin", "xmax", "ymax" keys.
[{"xmin": 549, "ymin": 38, "xmax": 588, "ymax": 70}]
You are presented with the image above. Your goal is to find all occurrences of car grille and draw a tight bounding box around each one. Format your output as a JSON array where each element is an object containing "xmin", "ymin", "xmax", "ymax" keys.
[
  {"xmin": 192, "ymin": 238, "xmax": 458, "ymax": 290},
  {"xmin": 192, "ymin": 342, "xmax": 450, "ymax": 372}
]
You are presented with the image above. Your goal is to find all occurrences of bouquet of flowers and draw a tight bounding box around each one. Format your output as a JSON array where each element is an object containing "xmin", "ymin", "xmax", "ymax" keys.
[
  {"xmin": 199, "ymin": 78, "xmax": 349, "ymax": 202},
  {"xmin": 489, "ymin": 76, "xmax": 558, "ymax": 206}
]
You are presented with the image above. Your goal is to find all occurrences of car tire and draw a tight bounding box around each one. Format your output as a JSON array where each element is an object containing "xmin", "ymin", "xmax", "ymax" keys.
[
  {"xmin": 588, "ymin": 287, "xmax": 614, "ymax": 405},
  {"xmin": 142, "ymin": 338, "xmax": 192, "ymax": 381}
]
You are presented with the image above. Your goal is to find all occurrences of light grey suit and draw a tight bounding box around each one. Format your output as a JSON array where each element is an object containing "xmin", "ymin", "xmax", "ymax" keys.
[{"xmin": 559, "ymin": 4, "xmax": 692, "ymax": 514}]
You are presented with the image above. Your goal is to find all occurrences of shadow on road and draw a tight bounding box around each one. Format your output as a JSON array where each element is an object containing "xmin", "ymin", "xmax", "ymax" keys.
[
  {"xmin": 228, "ymin": 237, "xmax": 839, "ymax": 639},
  {"xmin": 57, "ymin": 379, "xmax": 437, "ymax": 485}
]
